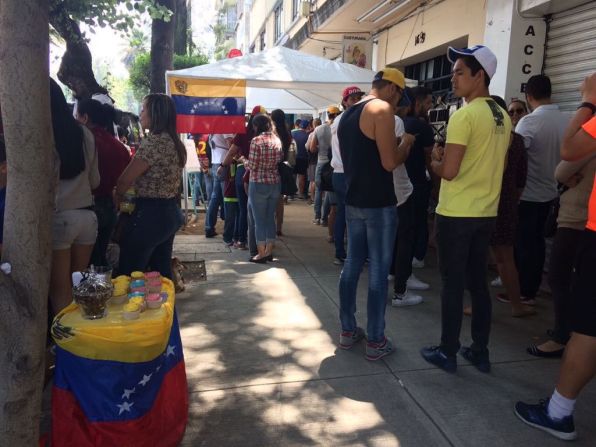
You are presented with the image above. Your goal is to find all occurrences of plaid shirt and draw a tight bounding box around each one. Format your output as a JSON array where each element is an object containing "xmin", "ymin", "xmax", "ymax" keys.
[{"xmin": 247, "ymin": 132, "xmax": 283, "ymax": 184}]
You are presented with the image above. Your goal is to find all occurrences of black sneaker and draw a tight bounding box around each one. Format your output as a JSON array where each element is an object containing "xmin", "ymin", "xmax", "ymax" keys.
[
  {"xmin": 514, "ymin": 399, "xmax": 577, "ymax": 441},
  {"xmin": 459, "ymin": 346, "xmax": 491, "ymax": 373},
  {"xmin": 420, "ymin": 346, "xmax": 456, "ymax": 373},
  {"xmin": 205, "ymin": 230, "xmax": 217, "ymax": 238}
]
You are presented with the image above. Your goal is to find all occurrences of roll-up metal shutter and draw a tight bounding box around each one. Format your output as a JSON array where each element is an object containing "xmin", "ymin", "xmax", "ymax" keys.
[{"xmin": 544, "ymin": 1, "xmax": 596, "ymax": 111}]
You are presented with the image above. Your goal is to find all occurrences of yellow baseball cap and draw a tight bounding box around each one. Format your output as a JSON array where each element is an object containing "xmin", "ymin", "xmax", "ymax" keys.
[
  {"xmin": 327, "ymin": 105, "xmax": 341, "ymax": 115},
  {"xmin": 373, "ymin": 67, "xmax": 406, "ymax": 89}
]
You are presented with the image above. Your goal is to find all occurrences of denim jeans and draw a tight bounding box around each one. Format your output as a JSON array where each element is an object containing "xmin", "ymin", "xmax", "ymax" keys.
[
  {"xmin": 515, "ymin": 200, "xmax": 553, "ymax": 298},
  {"xmin": 205, "ymin": 163, "xmax": 224, "ymax": 233},
  {"xmin": 223, "ymin": 201, "xmax": 239, "ymax": 244},
  {"xmin": 247, "ymin": 200, "xmax": 257, "ymax": 256},
  {"xmin": 339, "ymin": 205, "xmax": 397, "ymax": 343},
  {"xmin": 235, "ymin": 165, "xmax": 248, "ymax": 244},
  {"xmin": 118, "ymin": 198, "xmax": 183, "ymax": 280},
  {"xmin": 332, "ymin": 173, "xmax": 347, "ymax": 259},
  {"xmin": 412, "ymin": 181, "xmax": 431, "ymax": 261},
  {"xmin": 91, "ymin": 196, "xmax": 117, "ymax": 267},
  {"xmin": 314, "ymin": 163, "xmax": 325, "ymax": 220},
  {"xmin": 193, "ymin": 172, "xmax": 208, "ymax": 203},
  {"xmin": 436, "ymin": 215, "xmax": 495, "ymax": 356},
  {"xmin": 203, "ymin": 170, "xmax": 214, "ymax": 207},
  {"xmin": 248, "ymin": 182, "xmax": 281, "ymax": 245}
]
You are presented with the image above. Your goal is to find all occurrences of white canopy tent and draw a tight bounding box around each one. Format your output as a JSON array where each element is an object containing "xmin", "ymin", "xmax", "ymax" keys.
[
  {"xmin": 165, "ymin": 46, "xmax": 377, "ymax": 114},
  {"xmin": 167, "ymin": 46, "xmax": 382, "ymax": 218}
]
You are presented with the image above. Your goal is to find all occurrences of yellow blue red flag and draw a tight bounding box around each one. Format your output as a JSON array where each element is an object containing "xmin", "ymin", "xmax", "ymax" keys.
[{"xmin": 169, "ymin": 77, "xmax": 247, "ymax": 134}]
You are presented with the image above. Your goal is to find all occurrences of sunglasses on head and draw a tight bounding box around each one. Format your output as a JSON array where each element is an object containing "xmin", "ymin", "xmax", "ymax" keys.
[{"xmin": 508, "ymin": 108, "xmax": 525, "ymax": 115}]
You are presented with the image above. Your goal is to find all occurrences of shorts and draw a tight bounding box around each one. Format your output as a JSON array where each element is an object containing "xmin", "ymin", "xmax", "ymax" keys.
[
  {"xmin": 294, "ymin": 158, "xmax": 308, "ymax": 176},
  {"xmin": 307, "ymin": 163, "xmax": 317, "ymax": 182},
  {"xmin": 52, "ymin": 209, "xmax": 98, "ymax": 250},
  {"xmin": 570, "ymin": 229, "xmax": 596, "ymax": 337}
]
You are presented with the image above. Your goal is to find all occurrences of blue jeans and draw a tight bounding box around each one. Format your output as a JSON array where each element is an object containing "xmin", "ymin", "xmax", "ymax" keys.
[
  {"xmin": 193, "ymin": 172, "xmax": 208, "ymax": 203},
  {"xmin": 118, "ymin": 198, "xmax": 183, "ymax": 280},
  {"xmin": 314, "ymin": 163, "xmax": 325, "ymax": 220},
  {"xmin": 332, "ymin": 173, "xmax": 347, "ymax": 259},
  {"xmin": 248, "ymin": 182, "xmax": 281, "ymax": 245},
  {"xmin": 235, "ymin": 165, "xmax": 248, "ymax": 243},
  {"xmin": 247, "ymin": 200, "xmax": 257, "ymax": 256},
  {"xmin": 203, "ymin": 171, "xmax": 214, "ymax": 207},
  {"xmin": 223, "ymin": 201, "xmax": 239, "ymax": 244},
  {"xmin": 205, "ymin": 164, "xmax": 224, "ymax": 233},
  {"xmin": 339, "ymin": 205, "xmax": 397, "ymax": 343}
]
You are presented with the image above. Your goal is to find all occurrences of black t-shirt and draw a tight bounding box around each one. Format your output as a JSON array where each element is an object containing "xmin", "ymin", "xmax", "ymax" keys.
[
  {"xmin": 291, "ymin": 129, "xmax": 309, "ymax": 159},
  {"xmin": 403, "ymin": 116, "xmax": 434, "ymax": 185}
]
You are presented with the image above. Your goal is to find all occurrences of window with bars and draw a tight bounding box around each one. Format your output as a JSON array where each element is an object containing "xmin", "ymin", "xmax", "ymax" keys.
[
  {"xmin": 405, "ymin": 54, "xmax": 452, "ymax": 97},
  {"xmin": 292, "ymin": 0, "xmax": 301, "ymax": 19},
  {"xmin": 274, "ymin": 4, "xmax": 283, "ymax": 41}
]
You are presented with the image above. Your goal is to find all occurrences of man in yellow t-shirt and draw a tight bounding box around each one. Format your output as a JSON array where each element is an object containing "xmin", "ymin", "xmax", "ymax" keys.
[{"xmin": 420, "ymin": 45, "xmax": 511, "ymax": 374}]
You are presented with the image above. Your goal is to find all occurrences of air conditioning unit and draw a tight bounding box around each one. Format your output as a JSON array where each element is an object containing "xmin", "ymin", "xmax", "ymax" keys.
[{"xmin": 301, "ymin": 0, "xmax": 311, "ymax": 18}]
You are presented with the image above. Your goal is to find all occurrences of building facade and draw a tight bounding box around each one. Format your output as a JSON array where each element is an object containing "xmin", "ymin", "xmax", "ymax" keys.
[{"xmin": 237, "ymin": 0, "xmax": 596, "ymax": 108}]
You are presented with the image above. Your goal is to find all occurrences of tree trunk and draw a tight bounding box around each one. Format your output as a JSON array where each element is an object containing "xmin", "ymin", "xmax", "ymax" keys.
[
  {"xmin": 0, "ymin": 0, "xmax": 56, "ymax": 444},
  {"xmin": 151, "ymin": 0, "xmax": 177, "ymax": 93},
  {"xmin": 49, "ymin": 1, "xmax": 107, "ymax": 100},
  {"xmin": 174, "ymin": 0, "xmax": 188, "ymax": 56}
]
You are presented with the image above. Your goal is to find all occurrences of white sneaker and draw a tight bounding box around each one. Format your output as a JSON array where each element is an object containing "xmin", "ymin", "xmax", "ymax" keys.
[
  {"xmin": 491, "ymin": 276, "xmax": 503, "ymax": 287},
  {"xmin": 392, "ymin": 290, "xmax": 423, "ymax": 307},
  {"xmin": 407, "ymin": 274, "xmax": 430, "ymax": 291},
  {"xmin": 387, "ymin": 274, "xmax": 395, "ymax": 280},
  {"xmin": 412, "ymin": 258, "xmax": 425, "ymax": 269}
]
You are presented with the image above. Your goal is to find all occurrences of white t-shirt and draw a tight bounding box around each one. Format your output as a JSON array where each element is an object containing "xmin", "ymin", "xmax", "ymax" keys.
[
  {"xmin": 210, "ymin": 133, "xmax": 234, "ymax": 164},
  {"xmin": 330, "ymin": 114, "xmax": 343, "ymax": 173},
  {"xmin": 515, "ymin": 104, "xmax": 569, "ymax": 202},
  {"xmin": 393, "ymin": 116, "xmax": 413, "ymax": 206},
  {"xmin": 314, "ymin": 123, "xmax": 332, "ymax": 163}
]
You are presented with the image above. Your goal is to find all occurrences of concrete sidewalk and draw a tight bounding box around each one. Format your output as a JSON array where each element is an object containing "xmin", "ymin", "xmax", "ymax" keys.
[{"xmin": 175, "ymin": 200, "xmax": 596, "ymax": 447}]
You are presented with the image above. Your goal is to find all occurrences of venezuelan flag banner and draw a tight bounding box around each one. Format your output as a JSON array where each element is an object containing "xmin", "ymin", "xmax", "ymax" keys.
[
  {"xmin": 51, "ymin": 280, "xmax": 188, "ymax": 446},
  {"xmin": 169, "ymin": 76, "xmax": 247, "ymax": 134}
]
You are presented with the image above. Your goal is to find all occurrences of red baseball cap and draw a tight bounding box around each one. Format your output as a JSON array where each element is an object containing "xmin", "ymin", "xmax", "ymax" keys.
[{"xmin": 342, "ymin": 86, "xmax": 364, "ymax": 102}]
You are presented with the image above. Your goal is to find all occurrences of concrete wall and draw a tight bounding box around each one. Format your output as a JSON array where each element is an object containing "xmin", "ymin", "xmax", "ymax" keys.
[
  {"xmin": 484, "ymin": 0, "xmax": 546, "ymax": 102},
  {"xmin": 375, "ymin": 0, "xmax": 486, "ymax": 69}
]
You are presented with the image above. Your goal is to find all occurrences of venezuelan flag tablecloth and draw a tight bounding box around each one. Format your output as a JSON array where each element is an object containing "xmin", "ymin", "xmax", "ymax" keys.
[{"xmin": 51, "ymin": 278, "xmax": 188, "ymax": 447}]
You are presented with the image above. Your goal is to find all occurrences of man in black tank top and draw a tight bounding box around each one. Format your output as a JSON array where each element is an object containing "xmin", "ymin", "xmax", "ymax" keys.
[{"xmin": 337, "ymin": 67, "xmax": 415, "ymax": 361}]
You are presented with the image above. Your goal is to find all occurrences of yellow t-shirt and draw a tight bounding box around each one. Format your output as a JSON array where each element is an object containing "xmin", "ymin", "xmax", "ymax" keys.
[{"xmin": 436, "ymin": 97, "xmax": 512, "ymax": 217}]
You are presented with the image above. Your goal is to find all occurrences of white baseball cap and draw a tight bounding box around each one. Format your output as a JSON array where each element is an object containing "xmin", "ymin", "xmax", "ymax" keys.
[{"xmin": 447, "ymin": 45, "xmax": 497, "ymax": 79}]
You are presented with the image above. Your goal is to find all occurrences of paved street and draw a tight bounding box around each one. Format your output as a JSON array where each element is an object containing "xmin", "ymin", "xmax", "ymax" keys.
[{"xmin": 175, "ymin": 200, "xmax": 595, "ymax": 447}]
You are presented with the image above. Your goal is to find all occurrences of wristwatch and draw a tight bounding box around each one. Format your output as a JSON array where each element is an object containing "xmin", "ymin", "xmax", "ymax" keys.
[{"xmin": 577, "ymin": 102, "xmax": 596, "ymax": 114}]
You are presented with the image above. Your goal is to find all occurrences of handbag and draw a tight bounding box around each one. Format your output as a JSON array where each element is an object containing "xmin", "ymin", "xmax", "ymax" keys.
[{"xmin": 278, "ymin": 161, "xmax": 298, "ymax": 196}]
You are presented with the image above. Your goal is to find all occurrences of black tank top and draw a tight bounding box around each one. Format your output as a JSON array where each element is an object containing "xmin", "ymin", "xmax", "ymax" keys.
[{"xmin": 338, "ymin": 99, "xmax": 397, "ymax": 208}]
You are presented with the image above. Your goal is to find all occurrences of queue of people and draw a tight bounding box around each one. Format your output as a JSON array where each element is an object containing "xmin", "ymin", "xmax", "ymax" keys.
[{"xmin": 329, "ymin": 45, "xmax": 596, "ymax": 442}]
